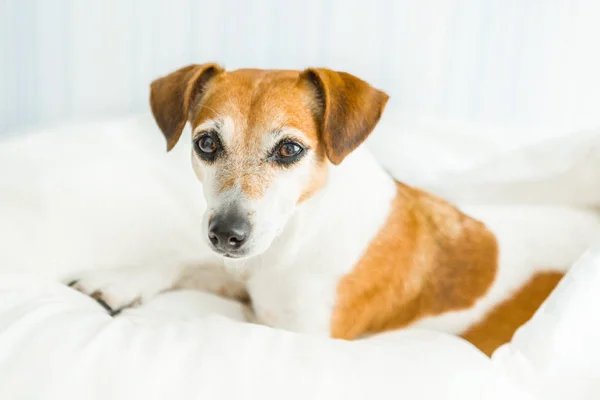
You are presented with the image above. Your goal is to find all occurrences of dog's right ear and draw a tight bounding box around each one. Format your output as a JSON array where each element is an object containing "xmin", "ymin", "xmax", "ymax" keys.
[{"xmin": 150, "ymin": 64, "xmax": 224, "ymax": 151}]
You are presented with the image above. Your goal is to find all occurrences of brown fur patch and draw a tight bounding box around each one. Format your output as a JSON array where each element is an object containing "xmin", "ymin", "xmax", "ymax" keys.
[
  {"xmin": 193, "ymin": 69, "xmax": 322, "ymax": 145},
  {"xmin": 331, "ymin": 183, "xmax": 499, "ymax": 340},
  {"xmin": 461, "ymin": 271, "xmax": 563, "ymax": 356}
]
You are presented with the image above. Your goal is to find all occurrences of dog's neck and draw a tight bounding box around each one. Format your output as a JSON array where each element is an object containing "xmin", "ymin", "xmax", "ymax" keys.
[{"xmin": 299, "ymin": 146, "xmax": 397, "ymax": 233}]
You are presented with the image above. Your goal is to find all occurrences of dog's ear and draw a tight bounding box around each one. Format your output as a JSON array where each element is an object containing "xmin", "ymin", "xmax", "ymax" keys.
[
  {"xmin": 150, "ymin": 63, "xmax": 224, "ymax": 151},
  {"xmin": 300, "ymin": 68, "xmax": 388, "ymax": 165}
]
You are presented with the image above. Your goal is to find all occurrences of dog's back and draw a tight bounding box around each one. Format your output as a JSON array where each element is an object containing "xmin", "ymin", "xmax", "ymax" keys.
[{"xmin": 332, "ymin": 182, "xmax": 598, "ymax": 355}]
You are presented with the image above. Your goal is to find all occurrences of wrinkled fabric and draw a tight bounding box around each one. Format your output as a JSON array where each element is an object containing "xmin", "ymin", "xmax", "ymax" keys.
[{"xmin": 0, "ymin": 114, "xmax": 598, "ymax": 399}]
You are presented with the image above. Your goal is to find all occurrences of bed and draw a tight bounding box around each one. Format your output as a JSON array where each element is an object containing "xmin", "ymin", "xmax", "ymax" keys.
[{"xmin": 0, "ymin": 113, "xmax": 598, "ymax": 399}]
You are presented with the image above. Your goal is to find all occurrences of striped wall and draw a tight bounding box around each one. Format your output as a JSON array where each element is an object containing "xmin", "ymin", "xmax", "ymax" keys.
[{"xmin": 1, "ymin": 0, "xmax": 600, "ymax": 135}]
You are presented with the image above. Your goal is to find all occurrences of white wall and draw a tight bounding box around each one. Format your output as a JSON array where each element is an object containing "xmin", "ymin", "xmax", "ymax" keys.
[{"xmin": 1, "ymin": 0, "xmax": 600, "ymax": 135}]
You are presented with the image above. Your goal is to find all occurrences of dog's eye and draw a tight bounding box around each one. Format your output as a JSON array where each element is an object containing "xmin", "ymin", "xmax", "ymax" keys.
[
  {"xmin": 278, "ymin": 143, "xmax": 302, "ymax": 158},
  {"xmin": 194, "ymin": 133, "xmax": 222, "ymax": 161},
  {"xmin": 270, "ymin": 140, "xmax": 305, "ymax": 165},
  {"xmin": 198, "ymin": 136, "xmax": 216, "ymax": 153}
]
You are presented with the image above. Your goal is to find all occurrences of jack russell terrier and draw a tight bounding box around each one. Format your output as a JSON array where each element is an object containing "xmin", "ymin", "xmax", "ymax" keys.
[{"xmin": 69, "ymin": 64, "xmax": 582, "ymax": 355}]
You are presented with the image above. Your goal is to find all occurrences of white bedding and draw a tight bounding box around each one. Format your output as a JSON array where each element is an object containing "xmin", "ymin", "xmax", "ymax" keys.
[{"xmin": 0, "ymin": 114, "xmax": 598, "ymax": 399}]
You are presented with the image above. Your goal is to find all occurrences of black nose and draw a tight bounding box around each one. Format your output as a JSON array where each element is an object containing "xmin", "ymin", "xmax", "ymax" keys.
[{"xmin": 208, "ymin": 213, "xmax": 251, "ymax": 253}]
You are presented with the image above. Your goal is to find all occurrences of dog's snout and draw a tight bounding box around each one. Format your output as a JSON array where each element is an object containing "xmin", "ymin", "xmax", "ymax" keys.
[{"xmin": 208, "ymin": 213, "xmax": 251, "ymax": 254}]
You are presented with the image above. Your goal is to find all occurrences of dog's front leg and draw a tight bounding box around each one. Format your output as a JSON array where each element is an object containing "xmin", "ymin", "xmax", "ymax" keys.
[
  {"xmin": 66, "ymin": 259, "xmax": 246, "ymax": 316},
  {"xmin": 173, "ymin": 263, "xmax": 249, "ymax": 303}
]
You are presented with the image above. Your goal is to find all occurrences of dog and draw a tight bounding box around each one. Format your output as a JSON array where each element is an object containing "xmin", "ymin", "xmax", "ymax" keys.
[{"xmin": 69, "ymin": 64, "xmax": 588, "ymax": 356}]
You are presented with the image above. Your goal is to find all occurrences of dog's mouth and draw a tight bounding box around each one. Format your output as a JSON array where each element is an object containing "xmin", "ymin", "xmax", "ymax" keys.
[
  {"xmin": 208, "ymin": 246, "xmax": 249, "ymax": 260},
  {"xmin": 223, "ymin": 252, "xmax": 245, "ymax": 259}
]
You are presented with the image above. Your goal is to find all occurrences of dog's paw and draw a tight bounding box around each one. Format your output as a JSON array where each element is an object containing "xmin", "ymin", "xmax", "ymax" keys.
[{"xmin": 66, "ymin": 265, "xmax": 176, "ymax": 316}]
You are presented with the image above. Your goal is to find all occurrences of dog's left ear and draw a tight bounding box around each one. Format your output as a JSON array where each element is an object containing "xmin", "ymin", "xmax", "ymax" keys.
[
  {"xmin": 300, "ymin": 68, "xmax": 389, "ymax": 165},
  {"xmin": 150, "ymin": 63, "xmax": 224, "ymax": 151}
]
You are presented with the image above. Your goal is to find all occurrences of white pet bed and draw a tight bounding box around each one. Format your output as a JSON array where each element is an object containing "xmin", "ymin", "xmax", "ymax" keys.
[{"xmin": 0, "ymin": 114, "xmax": 599, "ymax": 399}]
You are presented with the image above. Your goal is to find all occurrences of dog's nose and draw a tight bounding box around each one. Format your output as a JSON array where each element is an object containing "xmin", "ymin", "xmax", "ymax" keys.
[{"xmin": 208, "ymin": 213, "xmax": 250, "ymax": 252}]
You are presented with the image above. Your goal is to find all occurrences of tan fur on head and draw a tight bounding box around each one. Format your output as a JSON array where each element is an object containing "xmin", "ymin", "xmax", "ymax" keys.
[
  {"xmin": 150, "ymin": 63, "xmax": 224, "ymax": 151},
  {"xmin": 149, "ymin": 65, "xmax": 388, "ymax": 163}
]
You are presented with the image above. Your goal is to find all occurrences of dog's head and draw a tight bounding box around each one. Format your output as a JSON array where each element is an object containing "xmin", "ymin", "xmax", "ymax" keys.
[{"xmin": 150, "ymin": 64, "xmax": 388, "ymax": 259}]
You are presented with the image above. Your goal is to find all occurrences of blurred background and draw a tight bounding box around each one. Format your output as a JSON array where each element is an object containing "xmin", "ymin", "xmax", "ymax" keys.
[{"xmin": 2, "ymin": 0, "xmax": 600, "ymax": 137}]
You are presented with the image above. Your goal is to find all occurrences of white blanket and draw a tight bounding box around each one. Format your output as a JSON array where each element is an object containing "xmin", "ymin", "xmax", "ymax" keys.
[{"xmin": 0, "ymin": 114, "xmax": 598, "ymax": 399}]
